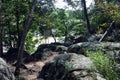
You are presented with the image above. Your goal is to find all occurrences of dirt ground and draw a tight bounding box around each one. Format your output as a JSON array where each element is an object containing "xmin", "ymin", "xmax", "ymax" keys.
[{"xmin": 8, "ymin": 52, "xmax": 58, "ymax": 80}]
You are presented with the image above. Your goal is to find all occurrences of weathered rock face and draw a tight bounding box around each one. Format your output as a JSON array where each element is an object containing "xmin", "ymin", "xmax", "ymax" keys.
[
  {"xmin": 37, "ymin": 53, "xmax": 105, "ymax": 80},
  {"xmin": 68, "ymin": 42, "xmax": 120, "ymax": 50},
  {"xmin": 55, "ymin": 45, "xmax": 68, "ymax": 52},
  {"xmin": 32, "ymin": 43, "xmax": 69, "ymax": 61},
  {"xmin": 68, "ymin": 42, "xmax": 120, "ymax": 64},
  {"xmin": 0, "ymin": 58, "xmax": 15, "ymax": 80},
  {"xmin": 88, "ymin": 34, "xmax": 102, "ymax": 42}
]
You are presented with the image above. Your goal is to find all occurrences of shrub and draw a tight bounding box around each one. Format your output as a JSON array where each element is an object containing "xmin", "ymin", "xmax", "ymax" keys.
[{"xmin": 86, "ymin": 50, "xmax": 120, "ymax": 80}]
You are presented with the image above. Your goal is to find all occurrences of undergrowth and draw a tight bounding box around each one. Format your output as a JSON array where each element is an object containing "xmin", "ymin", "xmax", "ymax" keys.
[{"xmin": 86, "ymin": 50, "xmax": 120, "ymax": 80}]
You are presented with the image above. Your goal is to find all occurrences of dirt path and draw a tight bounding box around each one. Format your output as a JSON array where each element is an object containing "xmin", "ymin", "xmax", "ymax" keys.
[{"xmin": 8, "ymin": 52, "xmax": 58, "ymax": 80}]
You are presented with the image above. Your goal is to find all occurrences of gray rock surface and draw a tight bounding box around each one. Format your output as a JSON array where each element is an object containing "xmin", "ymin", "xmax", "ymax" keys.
[
  {"xmin": 88, "ymin": 34, "xmax": 102, "ymax": 42},
  {"xmin": 0, "ymin": 58, "xmax": 15, "ymax": 80},
  {"xmin": 37, "ymin": 53, "xmax": 105, "ymax": 80},
  {"xmin": 67, "ymin": 42, "xmax": 120, "ymax": 61}
]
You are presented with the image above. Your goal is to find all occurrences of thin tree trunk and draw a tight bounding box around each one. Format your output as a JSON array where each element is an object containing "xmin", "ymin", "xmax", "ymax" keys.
[
  {"xmin": 64, "ymin": 25, "xmax": 68, "ymax": 43},
  {"xmin": 82, "ymin": 0, "xmax": 92, "ymax": 34},
  {"xmin": 16, "ymin": 9, "xmax": 21, "ymax": 48},
  {"xmin": 8, "ymin": 22, "xmax": 12, "ymax": 47},
  {"xmin": 0, "ymin": 0, "xmax": 3, "ymax": 56},
  {"xmin": 51, "ymin": 29, "xmax": 56, "ymax": 42},
  {"xmin": 14, "ymin": 0, "xmax": 37, "ymax": 76}
]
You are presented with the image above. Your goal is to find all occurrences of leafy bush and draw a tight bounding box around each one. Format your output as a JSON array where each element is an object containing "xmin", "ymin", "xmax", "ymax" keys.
[{"xmin": 86, "ymin": 50, "xmax": 120, "ymax": 80}]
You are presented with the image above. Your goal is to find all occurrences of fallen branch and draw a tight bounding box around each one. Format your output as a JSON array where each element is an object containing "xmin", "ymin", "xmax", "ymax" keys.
[{"xmin": 99, "ymin": 21, "xmax": 115, "ymax": 42}]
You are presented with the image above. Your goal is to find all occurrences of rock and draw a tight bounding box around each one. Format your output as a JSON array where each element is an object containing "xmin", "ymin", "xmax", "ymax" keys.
[
  {"xmin": 88, "ymin": 34, "xmax": 102, "ymax": 42},
  {"xmin": 32, "ymin": 43, "xmax": 70, "ymax": 61},
  {"xmin": 67, "ymin": 42, "xmax": 120, "ymax": 62},
  {"xmin": 55, "ymin": 45, "xmax": 68, "ymax": 52},
  {"xmin": 30, "ymin": 51, "xmax": 55, "ymax": 61},
  {"xmin": 31, "ymin": 44, "xmax": 56, "ymax": 61},
  {"xmin": 35, "ymin": 44, "xmax": 56, "ymax": 53},
  {"xmin": 0, "ymin": 58, "xmax": 15, "ymax": 80},
  {"xmin": 68, "ymin": 42, "xmax": 120, "ymax": 54},
  {"xmin": 51, "ymin": 42, "xmax": 72, "ymax": 47},
  {"xmin": 73, "ymin": 35, "xmax": 88, "ymax": 44},
  {"xmin": 37, "ymin": 53, "xmax": 105, "ymax": 80}
]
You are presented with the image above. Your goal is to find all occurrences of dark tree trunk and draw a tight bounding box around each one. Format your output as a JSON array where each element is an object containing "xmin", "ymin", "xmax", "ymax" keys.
[
  {"xmin": 14, "ymin": 0, "xmax": 37, "ymax": 76},
  {"xmin": 82, "ymin": 0, "xmax": 92, "ymax": 34},
  {"xmin": 8, "ymin": 23, "xmax": 12, "ymax": 47},
  {"xmin": 16, "ymin": 8, "xmax": 21, "ymax": 48},
  {"xmin": 0, "ymin": 0, "xmax": 3, "ymax": 56},
  {"xmin": 64, "ymin": 25, "xmax": 68, "ymax": 43}
]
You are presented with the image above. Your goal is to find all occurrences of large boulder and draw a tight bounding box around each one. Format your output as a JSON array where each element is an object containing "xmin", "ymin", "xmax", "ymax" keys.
[
  {"xmin": 0, "ymin": 58, "xmax": 15, "ymax": 80},
  {"xmin": 51, "ymin": 42, "xmax": 72, "ymax": 47},
  {"xmin": 37, "ymin": 53, "xmax": 105, "ymax": 80},
  {"xmin": 68, "ymin": 42, "xmax": 120, "ymax": 53},
  {"xmin": 32, "ymin": 43, "xmax": 70, "ymax": 61},
  {"xmin": 31, "ymin": 44, "xmax": 56, "ymax": 61},
  {"xmin": 88, "ymin": 34, "xmax": 102, "ymax": 42},
  {"xmin": 67, "ymin": 42, "xmax": 120, "ymax": 62}
]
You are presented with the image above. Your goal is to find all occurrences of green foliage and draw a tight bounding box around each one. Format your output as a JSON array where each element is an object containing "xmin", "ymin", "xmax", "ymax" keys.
[
  {"xmin": 25, "ymin": 31, "xmax": 41, "ymax": 53},
  {"xmin": 86, "ymin": 50, "xmax": 120, "ymax": 80},
  {"xmin": 90, "ymin": 2, "xmax": 120, "ymax": 33},
  {"xmin": 2, "ymin": 0, "xmax": 120, "ymax": 53}
]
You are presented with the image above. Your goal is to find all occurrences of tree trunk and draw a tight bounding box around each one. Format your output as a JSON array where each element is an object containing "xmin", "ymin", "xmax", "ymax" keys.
[
  {"xmin": 64, "ymin": 25, "xmax": 68, "ymax": 43},
  {"xmin": 0, "ymin": 0, "xmax": 3, "ymax": 56},
  {"xmin": 14, "ymin": 0, "xmax": 37, "ymax": 76},
  {"xmin": 8, "ymin": 22, "xmax": 12, "ymax": 47},
  {"xmin": 82, "ymin": 0, "xmax": 92, "ymax": 34},
  {"xmin": 51, "ymin": 29, "xmax": 56, "ymax": 42},
  {"xmin": 16, "ymin": 8, "xmax": 21, "ymax": 48}
]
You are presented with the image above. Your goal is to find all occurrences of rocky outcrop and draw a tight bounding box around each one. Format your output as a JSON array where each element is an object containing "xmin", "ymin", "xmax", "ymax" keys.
[
  {"xmin": 88, "ymin": 34, "xmax": 102, "ymax": 42},
  {"xmin": 67, "ymin": 42, "xmax": 120, "ymax": 53},
  {"xmin": 0, "ymin": 58, "xmax": 15, "ymax": 80},
  {"xmin": 32, "ymin": 43, "xmax": 69, "ymax": 61},
  {"xmin": 67, "ymin": 42, "xmax": 120, "ymax": 62},
  {"xmin": 37, "ymin": 53, "xmax": 105, "ymax": 80}
]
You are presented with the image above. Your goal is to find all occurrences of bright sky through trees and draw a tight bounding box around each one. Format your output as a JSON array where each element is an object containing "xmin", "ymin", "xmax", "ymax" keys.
[{"xmin": 54, "ymin": 0, "xmax": 94, "ymax": 9}]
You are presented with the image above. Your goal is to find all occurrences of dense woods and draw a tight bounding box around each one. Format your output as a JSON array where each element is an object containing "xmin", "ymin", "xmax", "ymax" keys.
[{"xmin": 0, "ymin": 0, "xmax": 120, "ymax": 79}]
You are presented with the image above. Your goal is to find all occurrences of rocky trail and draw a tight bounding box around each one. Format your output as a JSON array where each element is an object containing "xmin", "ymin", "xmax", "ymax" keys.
[{"xmin": 8, "ymin": 52, "xmax": 58, "ymax": 80}]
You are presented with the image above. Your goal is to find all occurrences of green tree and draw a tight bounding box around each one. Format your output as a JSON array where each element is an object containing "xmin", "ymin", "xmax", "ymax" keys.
[
  {"xmin": 90, "ymin": 2, "xmax": 120, "ymax": 33},
  {"xmin": 15, "ymin": 0, "xmax": 37, "ymax": 76}
]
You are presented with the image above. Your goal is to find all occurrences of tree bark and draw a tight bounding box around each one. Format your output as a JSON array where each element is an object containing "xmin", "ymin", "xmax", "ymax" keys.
[
  {"xmin": 0, "ymin": 0, "xmax": 3, "ymax": 56},
  {"xmin": 64, "ymin": 25, "xmax": 68, "ymax": 43},
  {"xmin": 16, "ymin": 7, "xmax": 21, "ymax": 48},
  {"xmin": 8, "ymin": 22, "xmax": 12, "ymax": 47},
  {"xmin": 82, "ymin": 0, "xmax": 92, "ymax": 34},
  {"xmin": 14, "ymin": 0, "xmax": 37, "ymax": 76}
]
